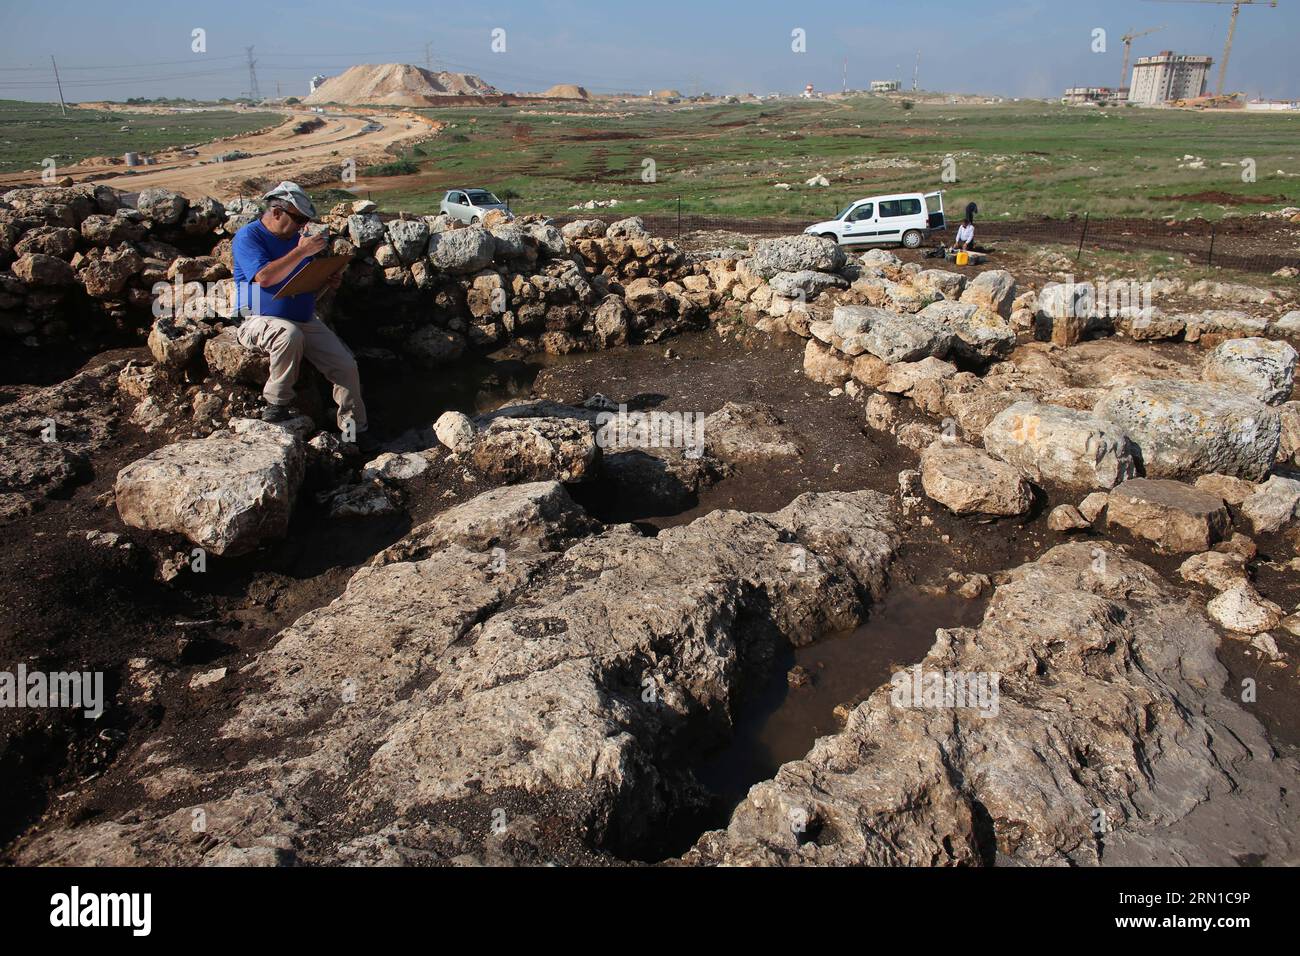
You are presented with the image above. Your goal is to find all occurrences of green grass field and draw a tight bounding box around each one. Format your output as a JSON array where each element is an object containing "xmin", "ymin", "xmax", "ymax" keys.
[
  {"xmin": 360, "ymin": 96, "xmax": 1299, "ymax": 223},
  {"xmin": 0, "ymin": 100, "xmax": 281, "ymax": 176}
]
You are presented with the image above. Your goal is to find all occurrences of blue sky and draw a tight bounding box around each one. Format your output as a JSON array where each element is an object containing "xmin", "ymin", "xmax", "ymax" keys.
[{"xmin": 0, "ymin": 0, "xmax": 1296, "ymax": 101}]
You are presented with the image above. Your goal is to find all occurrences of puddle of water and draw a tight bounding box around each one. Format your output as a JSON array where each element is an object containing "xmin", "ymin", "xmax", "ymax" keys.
[{"xmin": 693, "ymin": 582, "xmax": 989, "ymax": 815}]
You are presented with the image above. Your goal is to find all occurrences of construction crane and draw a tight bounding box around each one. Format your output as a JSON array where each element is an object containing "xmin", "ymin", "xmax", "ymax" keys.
[
  {"xmin": 1143, "ymin": 0, "xmax": 1279, "ymax": 96},
  {"xmin": 1120, "ymin": 26, "xmax": 1165, "ymax": 90}
]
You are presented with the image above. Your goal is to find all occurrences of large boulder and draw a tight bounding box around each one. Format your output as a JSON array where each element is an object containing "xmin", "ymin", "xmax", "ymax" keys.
[
  {"xmin": 470, "ymin": 417, "xmax": 600, "ymax": 483},
  {"xmin": 769, "ymin": 270, "xmax": 847, "ymax": 300},
  {"xmin": 346, "ymin": 214, "xmax": 386, "ymax": 249},
  {"xmin": 918, "ymin": 301, "xmax": 1016, "ymax": 362},
  {"xmin": 1094, "ymin": 380, "xmax": 1281, "ymax": 481},
  {"xmin": 77, "ymin": 245, "xmax": 143, "ymax": 298},
  {"xmin": 147, "ymin": 315, "xmax": 211, "ymax": 369},
  {"xmin": 427, "ymin": 226, "xmax": 495, "ymax": 274},
  {"xmin": 1201, "ymin": 338, "xmax": 1297, "ymax": 406},
  {"xmin": 12, "ymin": 252, "xmax": 75, "ymax": 287},
  {"xmin": 181, "ymin": 196, "xmax": 225, "ymax": 236},
  {"xmin": 606, "ymin": 216, "xmax": 649, "ymax": 239},
  {"xmin": 204, "ymin": 328, "xmax": 269, "ymax": 385},
  {"xmin": 983, "ymin": 402, "xmax": 1139, "ymax": 490},
  {"xmin": 1105, "ymin": 478, "xmax": 1231, "ymax": 553},
  {"xmin": 911, "ymin": 269, "xmax": 965, "ymax": 299},
  {"xmin": 14, "ymin": 225, "xmax": 79, "ymax": 259},
  {"xmin": 687, "ymin": 542, "xmax": 1296, "ymax": 866},
  {"xmin": 561, "ymin": 218, "xmax": 608, "ymax": 240},
  {"xmin": 701, "ymin": 402, "xmax": 802, "ymax": 463},
  {"xmin": 1239, "ymin": 475, "xmax": 1300, "ymax": 535},
  {"xmin": 958, "ymin": 269, "xmax": 1016, "ymax": 318},
  {"xmin": 750, "ymin": 235, "xmax": 845, "ymax": 280},
  {"xmin": 135, "ymin": 188, "xmax": 188, "ymax": 225},
  {"xmin": 114, "ymin": 419, "xmax": 305, "ymax": 556},
  {"xmin": 919, "ymin": 441, "xmax": 1033, "ymax": 516},
  {"xmin": 384, "ymin": 218, "xmax": 430, "ymax": 265},
  {"xmin": 832, "ymin": 305, "xmax": 953, "ymax": 363}
]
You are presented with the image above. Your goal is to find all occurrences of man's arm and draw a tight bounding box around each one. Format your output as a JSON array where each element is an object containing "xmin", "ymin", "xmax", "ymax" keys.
[{"xmin": 253, "ymin": 232, "xmax": 328, "ymax": 287}]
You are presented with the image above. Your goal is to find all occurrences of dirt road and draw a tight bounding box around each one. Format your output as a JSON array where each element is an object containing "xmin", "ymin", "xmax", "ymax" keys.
[{"xmin": 0, "ymin": 107, "xmax": 440, "ymax": 199}]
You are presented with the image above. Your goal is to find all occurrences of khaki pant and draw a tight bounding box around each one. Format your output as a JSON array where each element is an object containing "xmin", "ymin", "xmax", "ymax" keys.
[{"xmin": 237, "ymin": 314, "xmax": 368, "ymax": 432}]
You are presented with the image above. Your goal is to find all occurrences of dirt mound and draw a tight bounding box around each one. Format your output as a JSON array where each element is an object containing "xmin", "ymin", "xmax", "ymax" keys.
[
  {"xmin": 542, "ymin": 84, "xmax": 590, "ymax": 100},
  {"xmin": 304, "ymin": 64, "xmax": 498, "ymax": 106},
  {"xmin": 653, "ymin": 89, "xmax": 683, "ymax": 100}
]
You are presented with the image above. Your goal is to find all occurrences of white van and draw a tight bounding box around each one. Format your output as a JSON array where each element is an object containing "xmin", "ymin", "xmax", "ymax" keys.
[{"xmin": 804, "ymin": 191, "xmax": 945, "ymax": 248}]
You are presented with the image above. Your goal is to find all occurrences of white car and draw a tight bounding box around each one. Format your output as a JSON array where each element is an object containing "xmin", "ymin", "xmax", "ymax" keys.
[
  {"xmin": 439, "ymin": 188, "xmax": 511, "ymax": 225},
  {"xmin": 805, "ymin": 191, "xmax": 945, "ymax": 249}
]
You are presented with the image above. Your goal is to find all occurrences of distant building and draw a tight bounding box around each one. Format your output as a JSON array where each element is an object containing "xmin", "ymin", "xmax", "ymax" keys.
[
  {"xmin": 1062, "ymin": 86, "xmax": 1121, "ymax": 106},
  {"xmin": 310, "ymin": 74, "xmax": 331, "ymax": 94},
  {"xmin": 870, "ymin": 80, "xmax": 901, "ymax": 93},
  {"xmin": 1127, "ymin": 52, "xmax": 1212, "ymax": 105},
  {"xmin": 1246, "ymin": 99, "xmax": 1298, "ymax": 111},
  {"xmin": 801, "ymin": 83, "xmax": 816, "ymax": 98}
]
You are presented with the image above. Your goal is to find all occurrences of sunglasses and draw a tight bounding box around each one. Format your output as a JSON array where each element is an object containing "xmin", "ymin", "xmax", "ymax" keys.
[{"xmin": 274, "ymin": 204, "xmax": 310, "ymax": 226}]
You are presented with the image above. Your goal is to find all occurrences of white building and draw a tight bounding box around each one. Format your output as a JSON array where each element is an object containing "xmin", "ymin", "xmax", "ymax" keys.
[
  {"xmin": 870, "ymin": 80, "xmax": 901, "ymax": 93},
  {"xmin": 1127, "ymin": 52, "xmax": 1212, "ymax": 105}
]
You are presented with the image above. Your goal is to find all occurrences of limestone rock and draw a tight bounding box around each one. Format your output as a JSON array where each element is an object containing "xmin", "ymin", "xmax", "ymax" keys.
[
  {"xmin": 407, "ymin": 327, "xmax": 466, "ymax": 367},
  {"xmin": 427, "ymin": 226, "xmax": 495, "ymax": 274},
  {"xmin": 958, "ymin": 269, "xmax": 1016, "ymax": 317},
  {"xmin": 687, "ymin": 542, "xmax": 1296, "ymax": 866},
  {"xmin": 919, "ymin": 441, "xmax": 1033, "ymax": 516},
  {"xmin": 1239, "ymin": 475, "xmax": 1300, "ymax": 535},
  {"xmin": 1202, "ymin": 337, "xmax": 1297, "ymax": 406},
  {"xmin": 470, "ymin": 417, "xmax": 599, "ymax": 483},
  {"xmin": 560, "ymin": 219, "xmax": 607, "ymax": 240},
  {"xmin": 832, "ymin": 305, "xmax": 953, "ymax": 363},
  {"xmin": 983, "ymin": 402, "xmax": 1138, "ymax": 490},
  {"xmin": 204, "ymin": 328, "xmax": 269, "ymax": 385},
  {"xmin": 768, "ymin": 270, "xmax": 847, "ymax": 300},
  {"xmin": 433, "ymin": 411, "xmax": 476, "ymax": 453},
  {"xmin": 1206, "ymin": 585, "xmax": 1282, "ymax": 635},
  {"xmin": 114, "ymin": 419, "xmax": 305, "ymax": 556},
  {"xmin": 701, "ymin": 402, "xmax": 802, "ymax": 463},
  {"xmin": 384, "ymin": 218, "xmax": 430, "ymax": 264},
  {"xmin": 1178, "ymin": 551, "xmax": 1248, "ymax": 592},
  {"xmin": 750, "ymin": 235, "xmax": 845, "ymax": 280},
  {"xmin": 1078, "ymin": 491, "xmax": 1109, "ymax": 523},
  {"xmin": 1094, "ymin": 380, "xmax": 1281, "ymax": 481},
  {"xmin": 1105, "ymin": 478, "xmax": 1230, "ymax": 553},
  {"xmin": 919, "ymin": 301, "xmax": 1016, "ymax": 362},
  {"xmin": 1048, "ymin": 504, "xmax": 1090, "ymax": 531},
  {"xmin": 803, "ymin": 338, "xmax": 852, "ymax": 385}
]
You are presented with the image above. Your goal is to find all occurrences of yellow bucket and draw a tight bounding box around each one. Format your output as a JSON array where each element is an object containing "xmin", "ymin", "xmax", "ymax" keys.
[{"xmin": 955, "ymin": 251, "xmax": 970, "ymax": 266}]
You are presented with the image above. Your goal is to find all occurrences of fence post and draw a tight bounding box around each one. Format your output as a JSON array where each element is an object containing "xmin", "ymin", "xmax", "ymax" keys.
[
  {"xmin": 1207, "ymin": 225, "xmax": 1216, "ymax": 268},
  {"xmin": 676, "ymin": 196, "xmax": 681, "ymax": 240},
  {"xmin": 1075, "ymin": 212, "xmax": 1089, "ymax": 263}
]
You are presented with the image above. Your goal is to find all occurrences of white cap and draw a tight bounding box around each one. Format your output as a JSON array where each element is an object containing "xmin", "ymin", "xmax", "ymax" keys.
[{"xmin": 262, "ymin": 181, "xmax": 317, "ymax": 220}]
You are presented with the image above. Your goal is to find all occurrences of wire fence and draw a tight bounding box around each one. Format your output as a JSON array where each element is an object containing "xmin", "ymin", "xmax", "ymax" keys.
[{"xmin": 544, "ymin": 200, "xmax": 1299, "ymax": 275}]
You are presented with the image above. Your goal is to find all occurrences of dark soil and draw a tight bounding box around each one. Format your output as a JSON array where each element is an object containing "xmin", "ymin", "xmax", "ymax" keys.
[{"xmin": 3, "ymin": 320, "xmax": 1298, "ymax": 863}]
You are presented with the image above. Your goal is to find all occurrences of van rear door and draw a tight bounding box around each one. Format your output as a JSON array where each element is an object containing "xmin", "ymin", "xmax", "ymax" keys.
[{"xmin": 925, "ymin": 191, "xmax": 945, "ymax": 231}]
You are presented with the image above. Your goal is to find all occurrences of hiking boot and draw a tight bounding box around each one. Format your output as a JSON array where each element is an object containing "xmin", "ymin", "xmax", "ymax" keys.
[{"xmin": 260, "ymin": 403, "xmax": 294, "ymax": 424}]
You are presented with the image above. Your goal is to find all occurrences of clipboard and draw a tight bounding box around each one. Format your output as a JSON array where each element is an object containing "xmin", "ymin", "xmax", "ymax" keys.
[{"xmin": 273, "ymin": 254, "xmax": 352, "ymax": 299}]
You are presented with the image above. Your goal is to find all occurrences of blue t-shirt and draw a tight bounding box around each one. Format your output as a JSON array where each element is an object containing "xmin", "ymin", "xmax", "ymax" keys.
[{"xmin": 232, "ymin": 219, "xmax": 315, "ymax": 322}]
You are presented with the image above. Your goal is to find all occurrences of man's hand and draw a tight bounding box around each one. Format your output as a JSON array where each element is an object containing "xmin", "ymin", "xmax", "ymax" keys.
[
  {"xmin": 325, "ymin": 270, "xmax": 343, "ymax": 291},
  {"xmin": 297, "ymin": 231, "xmax": 328, "ymax": 258}
]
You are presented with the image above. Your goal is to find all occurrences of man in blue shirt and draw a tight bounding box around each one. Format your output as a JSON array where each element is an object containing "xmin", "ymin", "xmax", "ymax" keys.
[{"xmin": 232, "ymin": 181, "xmax": 369, "ymax": 443}]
